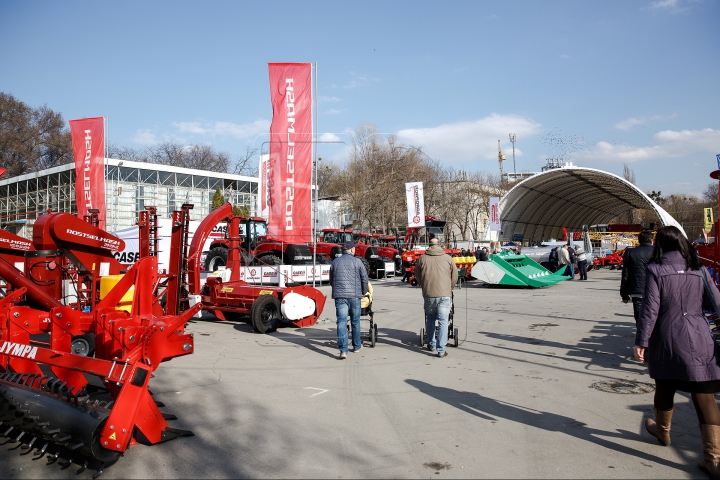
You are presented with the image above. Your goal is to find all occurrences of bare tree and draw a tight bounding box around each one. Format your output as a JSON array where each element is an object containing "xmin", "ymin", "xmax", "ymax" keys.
[
  {"xmin": 231, "ymin": 146, "xmax": 258, "ymax": 176},
  {"xmin": 0, "ymin": 92, "xmax": 73, "ymax": 177}
]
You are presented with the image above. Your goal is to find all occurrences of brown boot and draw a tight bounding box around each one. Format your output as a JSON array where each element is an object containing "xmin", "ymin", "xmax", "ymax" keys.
[
  {"xmin": 699, "ymin": 424, "xmax": 720, "ymax": 479},
  {"xmin": 645, "ymin": 407, "xmax": 673, "ymax": 446}
]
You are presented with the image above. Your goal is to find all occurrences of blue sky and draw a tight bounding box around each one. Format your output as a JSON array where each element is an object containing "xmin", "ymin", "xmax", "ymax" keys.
[{"xmin": 1, "ymin": 0, "xmax": 718, "ymax": 195}]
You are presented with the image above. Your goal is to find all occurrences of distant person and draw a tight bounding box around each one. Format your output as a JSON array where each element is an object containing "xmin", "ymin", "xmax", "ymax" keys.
[
  {"xmin": 558, "ymin": 245, "xmax": 571, "ymax": 277},
  {"xmin": 634, "ymin": 226, "xmax": 720, "ymax": 477},
  {"xmin": 329, "ymin": 242, "xmax": 369, "ymax": 359},
  {"xmin": 567, "ymin": 245, "xmax": 577, "ymax": 279},
  {"xmin": 479, "ymin": 247, "xmax": 489, "ymax": 262},
  {"xmin": 575, "ymin": 245, "xmax": 588, "ymax": 280},
  {"xmin": 401, "ymin": 248, "xmax": 412, "ymax": 283},
  {"xmin": 620, "ymin": 230, "xmax": 654, "ymax": 323},
  {"xmin": 415, "ymin": 238, "xmax": 458, "ymax": 358},
  {"xmin": 548, "ymin": 246, "xmax": 559, "ymax": 272},
  {"xmin": 475, "ymin": 246, "xmax": 482, "ymax": 261}
]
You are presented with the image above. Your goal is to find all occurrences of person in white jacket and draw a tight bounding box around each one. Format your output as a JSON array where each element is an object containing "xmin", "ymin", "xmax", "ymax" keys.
[
  {"xmin": 558, "ymin": 245, "xmax": 571, "ymax": 279},
  {"xmin": 575, "ymin": 246, "xmax": 588, "ymax": 280}
]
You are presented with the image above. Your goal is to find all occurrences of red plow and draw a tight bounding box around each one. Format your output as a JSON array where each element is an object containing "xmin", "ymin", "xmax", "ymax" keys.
[{"xmin": 0, "ymin": 204, "xmax": 326, "ymax": 474}]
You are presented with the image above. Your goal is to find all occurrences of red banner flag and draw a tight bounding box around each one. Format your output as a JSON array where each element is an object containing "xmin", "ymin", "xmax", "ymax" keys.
[
  {"xmin": 267, "ymin": 63, "xmax": 312, "ymax": 243},
  {"xmin": 69, "ymin": 117, "xmax": 106, "ymax": 229}
]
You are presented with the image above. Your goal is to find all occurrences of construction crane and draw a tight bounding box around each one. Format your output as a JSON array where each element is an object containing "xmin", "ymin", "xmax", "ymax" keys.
[{"xmin": 498, "ymin": 140, "xmax": 506, "ymax": 183}]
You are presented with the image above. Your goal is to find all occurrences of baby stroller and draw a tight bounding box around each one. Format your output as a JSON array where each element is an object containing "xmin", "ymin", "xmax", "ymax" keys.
[
  {"xmin": 419, "ymin": 294, "xmax": 459, "ymax": 348},
  {"xmin": 348, "ymin": 282, "xmax": 379, "ymax": 347}
]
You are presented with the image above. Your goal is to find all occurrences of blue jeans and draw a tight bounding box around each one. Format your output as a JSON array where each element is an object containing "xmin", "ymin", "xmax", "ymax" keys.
[
  {"xmin": 577, "ymin": 260, "xmax": 587, "ymax": 280},
  {"xmin": 567, "ymin": 263, "xmax": 575, "ymax": 279},
  {"xmin": 424, "ymin": 297, "xmax": 452, "ymax": 355},
  {"xmin": 335, "ymin": 298, "xmax": 361, "ymax": 353}
]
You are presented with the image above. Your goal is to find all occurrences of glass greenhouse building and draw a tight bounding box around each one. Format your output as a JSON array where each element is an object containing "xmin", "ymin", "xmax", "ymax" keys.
[{"xmin": 0, "ymin": 158, "xmax": 258, "ymax": 238}]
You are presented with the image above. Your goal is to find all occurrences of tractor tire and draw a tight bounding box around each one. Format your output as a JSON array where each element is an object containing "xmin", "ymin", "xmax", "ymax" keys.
[
  {"xmin": 358, "ymin": 257, "xmax": 371, "ymax": 276},
  {"xmin": 255, "ymin": 254, "xmax": 282, "ymax": 267},
  {"xmin": 205, "ymin": 247, "xmax": 229, "ymax": 272},
  {"xmin": 250, "ymin": 294, "xmax": 282, "ymax": 334},
  {"xmin": 316, "ymin": 254, "xmax": 331, "ymax": 265}
]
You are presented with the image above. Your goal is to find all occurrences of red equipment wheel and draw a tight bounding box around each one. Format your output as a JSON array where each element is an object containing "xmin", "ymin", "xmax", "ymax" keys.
[{"xmin": 251, "ymin": 295, "xmax": 282, "ymax": 334}]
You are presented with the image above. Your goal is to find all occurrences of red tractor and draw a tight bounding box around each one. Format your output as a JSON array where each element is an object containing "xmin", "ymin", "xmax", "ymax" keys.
[
  {"xmin": 355, "ymin": 232, "xmax": 402, "ymax": 274},
  {"xmin": 310, "ymin": 228, "xmax": 383, "ymax": 277},
  {"xmin": 204, "ymin": 216, "xmax": 314, "ymax": 271},
  {"xmin": 308, "ymin": 228, "xmax": 346, "ymax": 266},
  {"xmin": 401, "ymin": 216, "xmax": 469, "ymax": 286}
]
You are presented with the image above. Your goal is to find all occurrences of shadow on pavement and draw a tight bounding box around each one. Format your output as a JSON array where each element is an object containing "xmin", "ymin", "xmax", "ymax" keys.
[{"xmin": 406, "ymin": 379, "xmax": 696, "ymax": 473}]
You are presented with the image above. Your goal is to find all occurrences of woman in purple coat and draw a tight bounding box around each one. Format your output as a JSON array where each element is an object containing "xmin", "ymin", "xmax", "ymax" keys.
[{"xmin": 634, "ymin": 226, "xmax": 720, "ymax": 478}]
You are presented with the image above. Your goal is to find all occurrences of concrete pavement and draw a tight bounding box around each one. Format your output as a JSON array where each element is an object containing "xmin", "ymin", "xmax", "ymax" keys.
[{"xmin": 0, "ymin": 268, "xmax": 708, "ymax": 479}]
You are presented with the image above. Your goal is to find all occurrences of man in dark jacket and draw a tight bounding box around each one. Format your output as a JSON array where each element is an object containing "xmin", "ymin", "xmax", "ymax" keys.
[
  {"xmin": 621, "ymin": 230, "xmax": 654, "ymax": 324},
  {"xmin": 329, "ymin": 242, "xmax": 369, "ymax": 359},
  {"xmin": 567, "ymin": 245, "xmax": 577, "ymax": 279},
  {"xmin": 415, "ymin": 238, "xmax": 458, "ymax": 358},
  {"xmin": 548, "ymin": 247, "xmax": 558, "ymax": 272}
]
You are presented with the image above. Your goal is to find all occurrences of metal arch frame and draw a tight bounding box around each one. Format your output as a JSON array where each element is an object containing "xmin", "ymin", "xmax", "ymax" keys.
[{"xmin": 499, "ymin": 167, "xmax": 685, "ymax": 242}]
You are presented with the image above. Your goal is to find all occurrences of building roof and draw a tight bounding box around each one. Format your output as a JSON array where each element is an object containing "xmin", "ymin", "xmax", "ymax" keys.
[
  {"xmin": 499, "ymin": 166, "xmax": 684, "ymax": 241},
  {"xmin": 0, "ymin": 158, "xmax": 257, "ymax": 186}
]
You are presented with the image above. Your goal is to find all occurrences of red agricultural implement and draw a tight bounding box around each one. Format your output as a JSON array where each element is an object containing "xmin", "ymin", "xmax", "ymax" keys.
[
  {"xmin": 0, "ymin": 203, "xmax": 326, "ymax": 473},
  {"xmin": 188, "ymin": 203, "xmax": 326, "ymax": 333},
  {"xmin": 0, "ymin": 210, "xmax": 197, "ymax": 473},
  {"xmin": 590, "ymin": 248, "xmax": 625, "ymax": 270},
  {"xmin": 400, "ymin": 216, "xmax": 472, "ymax": 286}
]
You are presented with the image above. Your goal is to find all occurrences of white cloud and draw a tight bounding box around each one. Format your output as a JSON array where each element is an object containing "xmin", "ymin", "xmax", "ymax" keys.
[
  {"xmin": 172, "ymin": 119, "xmax": 270, "ymax": 139},
  {"xmin": 319, "ymin": 133, "xmax": 342, "ymax": 143},
  {"xmin": 651, "ymin": 0, "xmax": 679, "ymax": 8},
  {"xmin": 319, "ymin": 95, "xmax": 341, "ymax": 103},
  {"xmin": 131, "ymin": 129, "xmax": 159, "ymax": 145},
  {"xmin": 614, "ymin": 113, "xmax": 677, "ymax": 130},
  {"xmin": 396, "ymin": 114, "xmax": 543, "ymax": 162},
  {"xmin": 559, "ymin": 54, "xmax": 570, "ymax": 59},
  {"xmin": 330, "ymin": 72, "xmax": 380, "ymax": 90},
  {"xmin": 647, "ymin": 0, "xmax": 695, "ymax": 13},
  {"xmin": 573, "ymin": 127, "xmax": 720, "ymax": 163},
  {"xmin": 325, "ymin": 109, "xmax": 342, "ymax": 115}
]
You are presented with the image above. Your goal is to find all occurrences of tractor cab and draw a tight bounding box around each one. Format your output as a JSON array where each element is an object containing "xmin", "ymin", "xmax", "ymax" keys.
[
  {"xmin": 323, "ymin": 229, "xmax": 354, "ymax": 245},
  {"xmin": 239, "ymin": 217, "xmax": 268, "ymax": 251}
]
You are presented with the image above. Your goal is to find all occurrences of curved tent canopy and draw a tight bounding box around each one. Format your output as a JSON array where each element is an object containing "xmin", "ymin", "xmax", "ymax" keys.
[{"xmin": 499, "ymin": 166, "xmax": 684, "ymax": 242}]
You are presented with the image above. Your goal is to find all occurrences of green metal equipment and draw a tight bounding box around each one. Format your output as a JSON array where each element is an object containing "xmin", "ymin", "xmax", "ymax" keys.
[{"xmin": 473, "ymin": 253, "xmax": 569, "ymax": 288}]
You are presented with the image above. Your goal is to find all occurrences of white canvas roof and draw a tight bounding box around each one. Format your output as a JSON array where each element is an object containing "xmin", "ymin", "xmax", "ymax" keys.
[{"xmin": 499, "ymin": 166, "xmax": 685, "ymax": 242}]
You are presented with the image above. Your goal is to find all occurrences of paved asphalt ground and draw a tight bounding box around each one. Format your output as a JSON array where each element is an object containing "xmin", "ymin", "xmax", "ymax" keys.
[{"xmin": 0, "ymin": 268, "xmax": 712, "ymax": 479}]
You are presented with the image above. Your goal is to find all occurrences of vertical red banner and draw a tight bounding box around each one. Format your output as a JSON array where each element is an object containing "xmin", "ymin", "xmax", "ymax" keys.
[
  {"xmin": 268, "ymin": 63, "xmax": 312, "ymax": 243},
  {"xmin": 69, "ymin": 117, "xmax": 106, "ymax": 230}
]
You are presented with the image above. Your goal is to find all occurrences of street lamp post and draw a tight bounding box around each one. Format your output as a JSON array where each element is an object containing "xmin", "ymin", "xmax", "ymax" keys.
[{"xmin": 509, "ymin": 133, "xmax": 517, "ymax": 180}]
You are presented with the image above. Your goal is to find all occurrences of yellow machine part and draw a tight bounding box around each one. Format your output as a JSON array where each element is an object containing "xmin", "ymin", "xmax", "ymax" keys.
[
  {"xmin": 361, "ymin": 283, "xmax": 373, "ymax": 309},
  {"xmin": 99, "ymin": 274, "xmax": 135, "ymax": 312}
]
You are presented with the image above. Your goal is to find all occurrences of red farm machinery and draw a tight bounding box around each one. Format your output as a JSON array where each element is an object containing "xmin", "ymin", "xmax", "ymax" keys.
[
  {"xmin": 203, "ymin": 214, "xmax": 316, "ymax": 271},
  {"xmin": 0, "ymin": 203, "xmax": 326, "ymax": 473},
  {"xmin": 400, "ymin": 216, "xmax": 475, "ymax": 286},
  {"xmin": 312, "ymin": 228, "xmax": 388, "ymax": 278}
]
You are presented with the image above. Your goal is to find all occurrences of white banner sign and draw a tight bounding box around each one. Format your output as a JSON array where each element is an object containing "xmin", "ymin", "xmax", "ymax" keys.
[
  {"xmin": 406, "ymin": 182, "xmax": 425, "ymax": 228},
  {"xmin": 489, "ymin": 197, "xmax": 501, "ymax": 232}
]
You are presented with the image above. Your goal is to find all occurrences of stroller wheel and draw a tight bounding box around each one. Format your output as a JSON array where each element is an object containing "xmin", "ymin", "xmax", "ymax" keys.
[
  {"xmin": 419, "ymin": 327, "xmax": 425, "ymax": 347},
  {"xmin": 371, "ymin": 324, "xmax": 377, "ymax": 347},
  {"xmin": 454, "ymin": 327, "xmax": 459, "ymax": 347}
]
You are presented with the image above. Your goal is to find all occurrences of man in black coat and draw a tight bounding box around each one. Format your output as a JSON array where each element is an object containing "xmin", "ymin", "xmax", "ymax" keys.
[{"xmin": 620, "ymin": 230, "xmax": 654, "ymax": 324}]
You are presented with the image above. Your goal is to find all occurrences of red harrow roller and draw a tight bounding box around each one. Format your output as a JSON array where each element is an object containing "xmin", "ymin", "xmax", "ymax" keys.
[{"xmin": 0, "ymin": 211, "xmax": 198, "ymax": 473}]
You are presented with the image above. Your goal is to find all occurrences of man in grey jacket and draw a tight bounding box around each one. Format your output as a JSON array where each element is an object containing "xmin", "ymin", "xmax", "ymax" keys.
[
  {"xmin": 415, "ymin": 238, "xmax": 458, "ymax": 357},
  {"xmin": 329, "ymin": 242, "xmax": 369, "ymax": 359}
]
